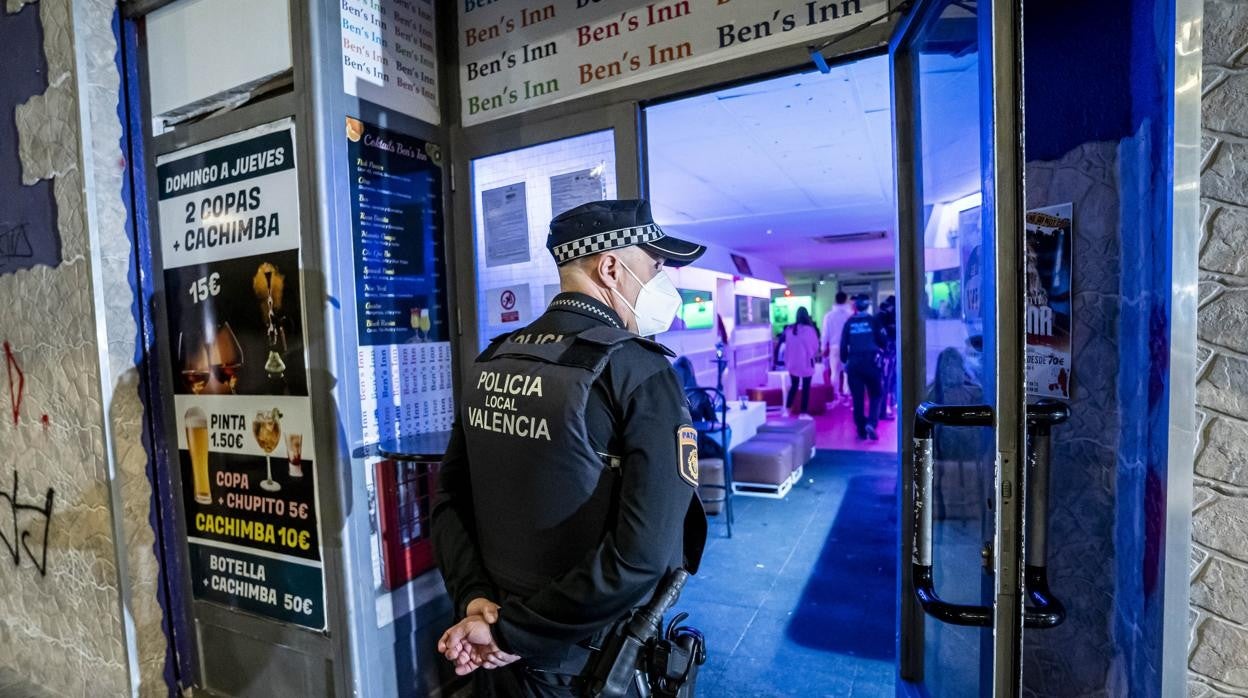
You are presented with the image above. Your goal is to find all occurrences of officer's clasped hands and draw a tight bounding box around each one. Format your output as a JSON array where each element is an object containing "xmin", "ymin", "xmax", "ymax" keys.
[{"xmin": 436, "ymin": 597, "xmax": 521, "ymax": 676}]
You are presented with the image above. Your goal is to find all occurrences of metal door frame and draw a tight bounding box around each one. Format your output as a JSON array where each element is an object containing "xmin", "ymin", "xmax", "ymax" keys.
[
  {"xmin": 449, "ymin": 10, "xmax": 900, "ymax": 375},
  {"xmin": 891, "ymin": 0, "xmax": 1027, "ymax": 694},
  {"xmin": 450, "ymin": 104, "xmax": 642, "ymax": 369},
  {"xmin": 119, "ymin": 2, "xmax": 357, "ymax": 695}
]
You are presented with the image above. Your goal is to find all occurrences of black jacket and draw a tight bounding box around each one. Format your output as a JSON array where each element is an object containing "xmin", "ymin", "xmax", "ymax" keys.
[{"xmin": 431, "ymin": 292, "xmax": 706, "ymax": 667}]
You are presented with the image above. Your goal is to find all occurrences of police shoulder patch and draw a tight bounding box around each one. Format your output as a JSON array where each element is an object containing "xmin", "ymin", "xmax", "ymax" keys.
[{"xmin": 677, "ymin": 425, "xmax": 699, "ymax": 487}]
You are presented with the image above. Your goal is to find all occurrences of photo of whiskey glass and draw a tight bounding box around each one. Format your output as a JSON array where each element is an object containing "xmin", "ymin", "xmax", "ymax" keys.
[
  {"xmin": 210, "ymin": 322, "xmax": 244, "ymax": 394},
  {"xmin": 177, "ymin": 329, "xmax": 210, "ymax": 395}
]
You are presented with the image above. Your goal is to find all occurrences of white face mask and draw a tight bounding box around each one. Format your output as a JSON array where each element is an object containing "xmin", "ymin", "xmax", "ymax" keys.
[{"xmin": 613, "ymin": 260, "xmax": 681, "ymax": 336}]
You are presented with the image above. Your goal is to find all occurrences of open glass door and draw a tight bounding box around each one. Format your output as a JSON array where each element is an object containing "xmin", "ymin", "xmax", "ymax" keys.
[{"xmin": 892, "ymin": 0, "xmax": 1027, "ymax": 696}]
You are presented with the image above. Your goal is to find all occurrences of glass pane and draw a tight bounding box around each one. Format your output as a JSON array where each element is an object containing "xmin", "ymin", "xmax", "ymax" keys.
[
  {"xmin": 469, "ymin": 131, "xmax": 617, "ymax": 351},
  {"xmin": 907, "ymin": 1, "xmax": 993, "ymax": 696}
]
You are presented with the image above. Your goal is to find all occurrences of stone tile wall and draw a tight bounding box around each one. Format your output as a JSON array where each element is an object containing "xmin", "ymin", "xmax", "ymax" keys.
[
  {"xmin": 1191, "ymin": 1, "xmax": 1248, "ymax": 695},
  {"xmin": 0, "ymin": 1, "xmax": 165, "ymax": 695}
]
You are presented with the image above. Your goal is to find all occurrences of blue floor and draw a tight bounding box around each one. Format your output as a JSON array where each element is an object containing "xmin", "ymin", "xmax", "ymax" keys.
[{"xmin": 675, "ymin": 450, "xmax": 899, "ymax": 697}]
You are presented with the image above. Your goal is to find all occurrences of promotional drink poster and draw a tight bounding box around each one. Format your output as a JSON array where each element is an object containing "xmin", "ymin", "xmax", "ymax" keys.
[
  {"xmin": 1025, "ymin": 203, "xmax": 1074, "ymax": 400},
  {"xmin": 156, "ymin": 120, "xmax": 327, "ymax": 630}
]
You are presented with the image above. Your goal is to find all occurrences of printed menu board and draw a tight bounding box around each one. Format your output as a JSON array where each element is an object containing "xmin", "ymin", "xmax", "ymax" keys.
[
  {"xmin": 346, "ymin": 118, "xmax": 455, "ymax": 444},
  {"xmin": 156, "ymin": 120, "xmax": 326, "ymax": 631},
  {"xmin": 458, "ymin": 0, "xmax": 888, "ymax": 125},
  {"xmin": 346, "ymin": 118, "xmax": 447, "ymax": 346}
]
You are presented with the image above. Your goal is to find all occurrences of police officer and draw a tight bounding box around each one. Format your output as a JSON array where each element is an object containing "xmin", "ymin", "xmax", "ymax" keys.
[
  {"xmin": 840, "ymin": 295, "xmax": 889, "ymax": 440},
  {"xmin": 875, "ymin": 295, "xmax": 898, "ymax": 420},
  {"xmin": 432, "ymin": 199, "xmax": 708, "ymax": 697}
]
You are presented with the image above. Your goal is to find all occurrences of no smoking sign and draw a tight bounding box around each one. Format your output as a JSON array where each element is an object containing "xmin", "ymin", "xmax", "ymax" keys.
[{"xmin": 500, "ymin": 289, "xmax": 519, "ymax": 323}]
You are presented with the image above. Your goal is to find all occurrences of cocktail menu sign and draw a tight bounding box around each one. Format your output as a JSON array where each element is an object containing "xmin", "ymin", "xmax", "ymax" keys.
[{"xmin": 156, "ymin": 119, "xmax": 327, "ymax": 631}]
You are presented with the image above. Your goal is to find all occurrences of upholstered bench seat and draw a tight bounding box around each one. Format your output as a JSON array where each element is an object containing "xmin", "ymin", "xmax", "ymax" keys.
[
  {"xmin": 750, "ymin": 432, "xmax": 805, "ymax": 476},
  {"xmin": 746, "ymin": 387, "xmax": 783, "ymax": 408},
  {"xmin": 758, "ymin": 419, "xmax": 816, "ymax": 462},
  {"xmin": 731, "ymin": 439, "xmax": 794, "ymax": 499},
  {"xmin": 697, "ymin": 458, "xmax": 725, "ymax": 515}
]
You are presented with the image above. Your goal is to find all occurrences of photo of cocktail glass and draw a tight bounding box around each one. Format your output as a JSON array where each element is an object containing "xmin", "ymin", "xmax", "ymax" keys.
[
  {"xmin": 286, "ymin": 433, "xmax": 303, "ymax": 478},
  {"xmin": 253, "ymin": 408, "xmax": 283, "ymax": 492},
  {"xmin": 410, "ymin": 307, "xmax": 423, "ymax": 341},
  {"xmin": 418, "ymin": 308, "xmax": 431, "ymax": 341},
  {"xmin": 185, "ymin": 407, "xmax": 212, "ymax": 504}
]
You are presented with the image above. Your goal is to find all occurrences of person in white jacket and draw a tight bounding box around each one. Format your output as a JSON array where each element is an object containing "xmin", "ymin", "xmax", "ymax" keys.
[{"xmin": 821, "ymin": 291, "xmax": 854, "ymax": 403}]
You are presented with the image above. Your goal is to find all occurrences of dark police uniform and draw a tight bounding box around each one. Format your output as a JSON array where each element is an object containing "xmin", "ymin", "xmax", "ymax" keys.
[
  {"xmin": 432, "ymin": 199, "xmax": 708, "ymax": 698},
  {"xmin": 875, "ymin": 298, "xmax": 898, "ymax": 419},
  {"xmin": 840, "ymin": 308, "xmax": 889, "ymax": 437}
]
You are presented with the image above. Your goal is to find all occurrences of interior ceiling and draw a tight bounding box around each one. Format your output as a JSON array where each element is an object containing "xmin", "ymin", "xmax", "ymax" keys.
[{"xmin": 646, "ymin": 51, "xmax": 980, "ymax": 281}]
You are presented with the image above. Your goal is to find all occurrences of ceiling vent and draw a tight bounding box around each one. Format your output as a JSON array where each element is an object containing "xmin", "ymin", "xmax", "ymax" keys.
[{"xmin": 814, "ymin": 230, "xmax": 887, "ymax": 243}]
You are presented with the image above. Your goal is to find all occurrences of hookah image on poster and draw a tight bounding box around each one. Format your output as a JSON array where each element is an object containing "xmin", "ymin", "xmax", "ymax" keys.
[{"xmin": 164, "ymin": 248, "xmax": 308, "ymax": 397}]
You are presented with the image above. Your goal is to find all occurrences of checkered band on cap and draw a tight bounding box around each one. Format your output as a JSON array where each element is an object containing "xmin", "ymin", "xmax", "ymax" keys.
[{"xmin": 551, "ymin": 224, "xmax": 664, "ymax": 264}]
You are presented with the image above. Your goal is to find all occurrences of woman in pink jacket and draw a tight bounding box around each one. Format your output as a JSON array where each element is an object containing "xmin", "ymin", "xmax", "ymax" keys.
[{"xmin": 782, "ymin": 306, "xmax": 821, "ymax": 417}]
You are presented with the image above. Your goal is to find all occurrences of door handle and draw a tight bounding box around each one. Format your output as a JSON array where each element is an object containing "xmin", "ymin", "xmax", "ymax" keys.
[
  {"xmin": 910, "ymin": 401, "xmax": 1068, "ymax": 629},
  {"xmin": 1022, "ymin": 399, "xmax": 1068, "ymax": 629},
  {"xmin": 911, "ymin": 403, "xmax": 994, "ymax": 627}
]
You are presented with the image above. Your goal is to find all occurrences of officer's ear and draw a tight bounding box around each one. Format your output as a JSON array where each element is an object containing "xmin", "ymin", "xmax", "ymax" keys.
[{"xmin": 595, "ymin": 252, "xmax": 626, "ymax": 290}]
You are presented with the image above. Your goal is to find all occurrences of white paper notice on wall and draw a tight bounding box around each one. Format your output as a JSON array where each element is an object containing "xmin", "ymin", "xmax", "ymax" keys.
[
  {"xmin": 483, "ymin": 183, "xmax": 531, "ymax": 267},
  {"xmin": 342, "ymin": 0, "xmax": 440, "ymax": 125},
  {"xmin": 458, "ymin": 0, "xmax": 888, "ymax": 126}
]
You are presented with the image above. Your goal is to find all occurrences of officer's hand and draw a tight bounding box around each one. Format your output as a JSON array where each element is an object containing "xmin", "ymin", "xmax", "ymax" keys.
[
  {"xmin": 466, "ymin": 597, "xmax": 500, "ymax": 623},
  {"xmin": 439, "ymin": 615, "xmax": 492, "ymax": 674},
  {"xmin": 439, "ymin": 615, "xmax": 519, "ymax": 675},
  {"xmin": 472, "ymin": 643, "xmax": 521, "ymax": 670}
]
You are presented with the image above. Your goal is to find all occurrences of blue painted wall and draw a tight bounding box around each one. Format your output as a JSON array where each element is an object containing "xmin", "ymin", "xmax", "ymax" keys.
[
  {"xmin": 0, "ymin": 2, "xmax": 60, "ymax": 275},
  {"xmin": 1023, "ymin": 1, "xmax": 1174, "ymax": 696}
]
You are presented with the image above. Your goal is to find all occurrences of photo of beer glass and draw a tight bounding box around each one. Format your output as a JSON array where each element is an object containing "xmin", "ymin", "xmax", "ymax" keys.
[
  {"xmin": 286, "ymin": 433, "xmax": 303, "ymax": 478},
  {"xmin": 185, "ymin": 407, "xmax": 212, "ymax": 504}
]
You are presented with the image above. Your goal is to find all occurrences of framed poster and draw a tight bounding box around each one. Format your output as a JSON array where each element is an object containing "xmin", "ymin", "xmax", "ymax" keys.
[{"xmin": 156, "ymin": 120, "xmax": 326, "ymax": 630}]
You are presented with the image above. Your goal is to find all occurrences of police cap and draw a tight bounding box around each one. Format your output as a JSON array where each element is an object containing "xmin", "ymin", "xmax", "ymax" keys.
[{"xmin": 548, "ymin": 199, "xmax": 706, "ymax": 267}]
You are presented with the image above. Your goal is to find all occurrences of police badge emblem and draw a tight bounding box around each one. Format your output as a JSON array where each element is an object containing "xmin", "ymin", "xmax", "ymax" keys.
[{"xmin": 677, "ymin": 425, "xmax": 699, "ymax": 487}]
